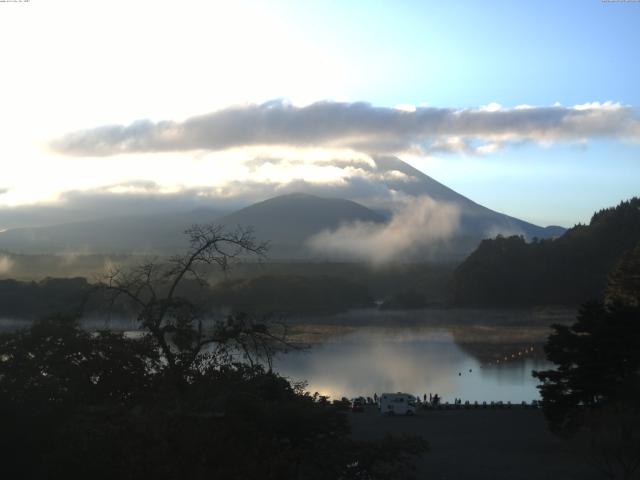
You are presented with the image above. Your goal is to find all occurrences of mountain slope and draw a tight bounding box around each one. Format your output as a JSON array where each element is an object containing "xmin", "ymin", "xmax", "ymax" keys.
[
  {"xmin": 0, "ymin": 208, "xmax": 226, "ymax": 254},
  {"xmin": 218, "ymin": 193, "xmax": 386, "ymax": 258},
  {"xmin": 0, "ymin": 194, "xmax": 385, "ymax": 257},
  {"xmin": 452, "ymin": 197, "xmax": 640, "ymax": 306},
  {"xmin": 0, "ymin": 157, "xmax": 564, "ymax": 259},
  {"xmin": 373, "ymin": 156, "xmax": 563, "ymax": 240}
]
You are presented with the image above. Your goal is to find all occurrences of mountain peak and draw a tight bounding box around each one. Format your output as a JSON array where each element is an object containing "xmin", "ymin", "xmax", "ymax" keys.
[{"xmin": 218, "ymin": 193, "xmax": 385, "ymax": 259}]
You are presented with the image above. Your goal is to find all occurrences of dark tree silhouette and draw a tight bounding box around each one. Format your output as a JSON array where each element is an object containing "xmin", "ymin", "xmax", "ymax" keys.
[
  {"xmin": 606, "ymin": 243, "xmax": 640, "ymax": 307},
  {"xmin": 0, "ymin": 224, "xmax": 428, "ymax": 479},
  {"xmin": 99, "ymin": 224, "xmax": 276, "ymax": 375},
  {"xmin": 533, "ymin": 301, "xmax": 640, "ymax": 434},
  {"xmin": 533, "ymin": 249, "xmax": 640, "ymax": 480}
]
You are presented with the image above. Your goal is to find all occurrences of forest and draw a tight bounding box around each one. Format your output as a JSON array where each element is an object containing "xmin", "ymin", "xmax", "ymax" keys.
[{"xmin": 452, "ymin": 198, "xmax": 640, "ymax": 306}]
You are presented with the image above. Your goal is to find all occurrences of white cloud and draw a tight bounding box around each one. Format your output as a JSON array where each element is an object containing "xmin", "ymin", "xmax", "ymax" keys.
[
  {"xmin": 394, "ymin": 104, "xmax": 417, "ymax": 113},
  {"xmin": 308, "ymin": 196, "xmax": 460, "ymax": 264},
  {"xmin": 50, "ymin": 100, "xmax": 640, "ymax": 158},
  {"xmin": 475, "ymin": 142, "xmax": 503, "ymax": 155},
  {"xmin": 479, "ymin": 102, "xmax": 502, "ymax": 112},
  {"xmin": 0, "ymin": 153, "xmax": 412, "ymax": 229},
  {"xmin": 573, "ymin": 101, "xmax": 621, "ymax": 111}
]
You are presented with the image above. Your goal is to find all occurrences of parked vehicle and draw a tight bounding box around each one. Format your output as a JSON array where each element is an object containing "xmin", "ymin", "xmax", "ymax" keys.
[
  {"xmin": 351, "ymin": 397, "xmax": 365, "ymax": 412},
  {"xmin": 378, "ymin": 393, "xmax": 417, "ymax": 415}
]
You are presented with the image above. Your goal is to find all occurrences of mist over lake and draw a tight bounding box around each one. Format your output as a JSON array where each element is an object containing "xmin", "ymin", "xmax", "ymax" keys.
[
  {"xmin": 270, "ymin": 308, "xmax": 568, "ymax": 402},
  {"xmin": 1, "ymin": 307, "xmax": 564, "ymax": 404},
  {"xmin": 276, "ymin": 324, "xmax": 550, "ymax": 403}
]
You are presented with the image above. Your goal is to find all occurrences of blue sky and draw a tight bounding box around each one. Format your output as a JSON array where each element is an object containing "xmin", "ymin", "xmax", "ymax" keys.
[
  {"xmin": 270, "ymin": 0, "xmax": 640, "ymax": 226},
  {"xmin": 0, "ymin": 0, "xmax": 638, "ymax": 228},
  {"xmin": 273, "ymin": 0, "xmax": 640, "ymax": 107}
]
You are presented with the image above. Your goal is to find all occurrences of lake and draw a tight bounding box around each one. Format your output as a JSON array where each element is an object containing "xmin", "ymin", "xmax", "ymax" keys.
[
  {"xmin": 1, "ymin": 307, "xmax": 572, "ymax": 403},
  {"xmin": 273, "ymin": 308, "xmax": 571, "ymax": 403}
]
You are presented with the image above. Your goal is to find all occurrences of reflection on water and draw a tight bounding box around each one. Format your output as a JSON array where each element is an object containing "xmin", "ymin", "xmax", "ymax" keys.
[
  {"xmin": 274, "ymin": 325, "xmax": 551, "ymax": 403},
  {"xmin": 1, "ymin": 309, "xmax": 560, "ymax": 403}
]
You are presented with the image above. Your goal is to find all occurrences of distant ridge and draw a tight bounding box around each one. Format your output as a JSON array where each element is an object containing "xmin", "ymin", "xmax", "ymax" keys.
[
  {"xmin": 0, "ymin": 208, "xmax": 227, "ymax": 254},
  {"xmin": 0, "ymin": 157, "xmax": 565, "ymax": 259},
  {"xmin": 217, "ymin": 193, "xmax": 386, "ymax": 259}
]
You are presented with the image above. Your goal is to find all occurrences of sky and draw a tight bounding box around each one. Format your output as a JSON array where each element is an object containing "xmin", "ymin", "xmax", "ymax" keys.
[{"xmin": 0, "ymin": 0, "xmax": 639, "ymax": 227}]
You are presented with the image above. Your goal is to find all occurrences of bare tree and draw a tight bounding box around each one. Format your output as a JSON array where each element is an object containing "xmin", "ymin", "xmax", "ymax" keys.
[{"xmin": 98, "ymin": 224, "xmax": 289, "ymax": 378}]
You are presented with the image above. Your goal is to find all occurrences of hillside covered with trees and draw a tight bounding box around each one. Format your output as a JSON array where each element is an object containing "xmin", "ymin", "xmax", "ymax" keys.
[
  {"xmin": 0, "ymin": 274, "xmax": 376, "ymax": 322},
  {"xmin": 452, "ymin": 198, "xmax": 640, "ymax": 306}
]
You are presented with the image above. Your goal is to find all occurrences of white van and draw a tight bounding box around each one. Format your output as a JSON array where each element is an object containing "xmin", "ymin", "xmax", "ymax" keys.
[{"xmin": 378, "ymin": 393, "xmax": 417, "ymax": 415}]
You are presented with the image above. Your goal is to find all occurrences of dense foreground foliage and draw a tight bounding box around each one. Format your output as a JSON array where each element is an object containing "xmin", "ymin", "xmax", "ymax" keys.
[
  {"xmin": 0, "ymin": 316, "xmax": 426, "ymax": 479},
  {"xmin": 534, "ymin": 248, "xmax": 640, "ymax": 479},
  {"xmin": 1, "ymin": 224, "xmax": 427, "ymax": 479},
  {"xmin": 453, "ymin": 198, "xmax": 640, "ymax": 306},
  {"xmin": 534, "ymin": 301, "xmax": 640, "ymax": 433}
]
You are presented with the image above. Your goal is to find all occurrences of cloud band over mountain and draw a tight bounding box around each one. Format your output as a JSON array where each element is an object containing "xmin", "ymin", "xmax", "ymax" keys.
[
  {"xmin": 308, "ymin": 196, "xmax": 460, "ymax": 264},
  {"xmin": 50, "ymin": 100, "xmax": 640, "ymax": 157}
]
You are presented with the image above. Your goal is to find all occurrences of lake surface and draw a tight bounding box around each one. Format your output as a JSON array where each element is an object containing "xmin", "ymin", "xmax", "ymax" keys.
[
  {"xmin": 2, "ymin": 307, "xmax": 570, "ymax": 403},
  {"xmin": 274, "ymin": 312, "xmax": 561, "ymax": 403}
]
